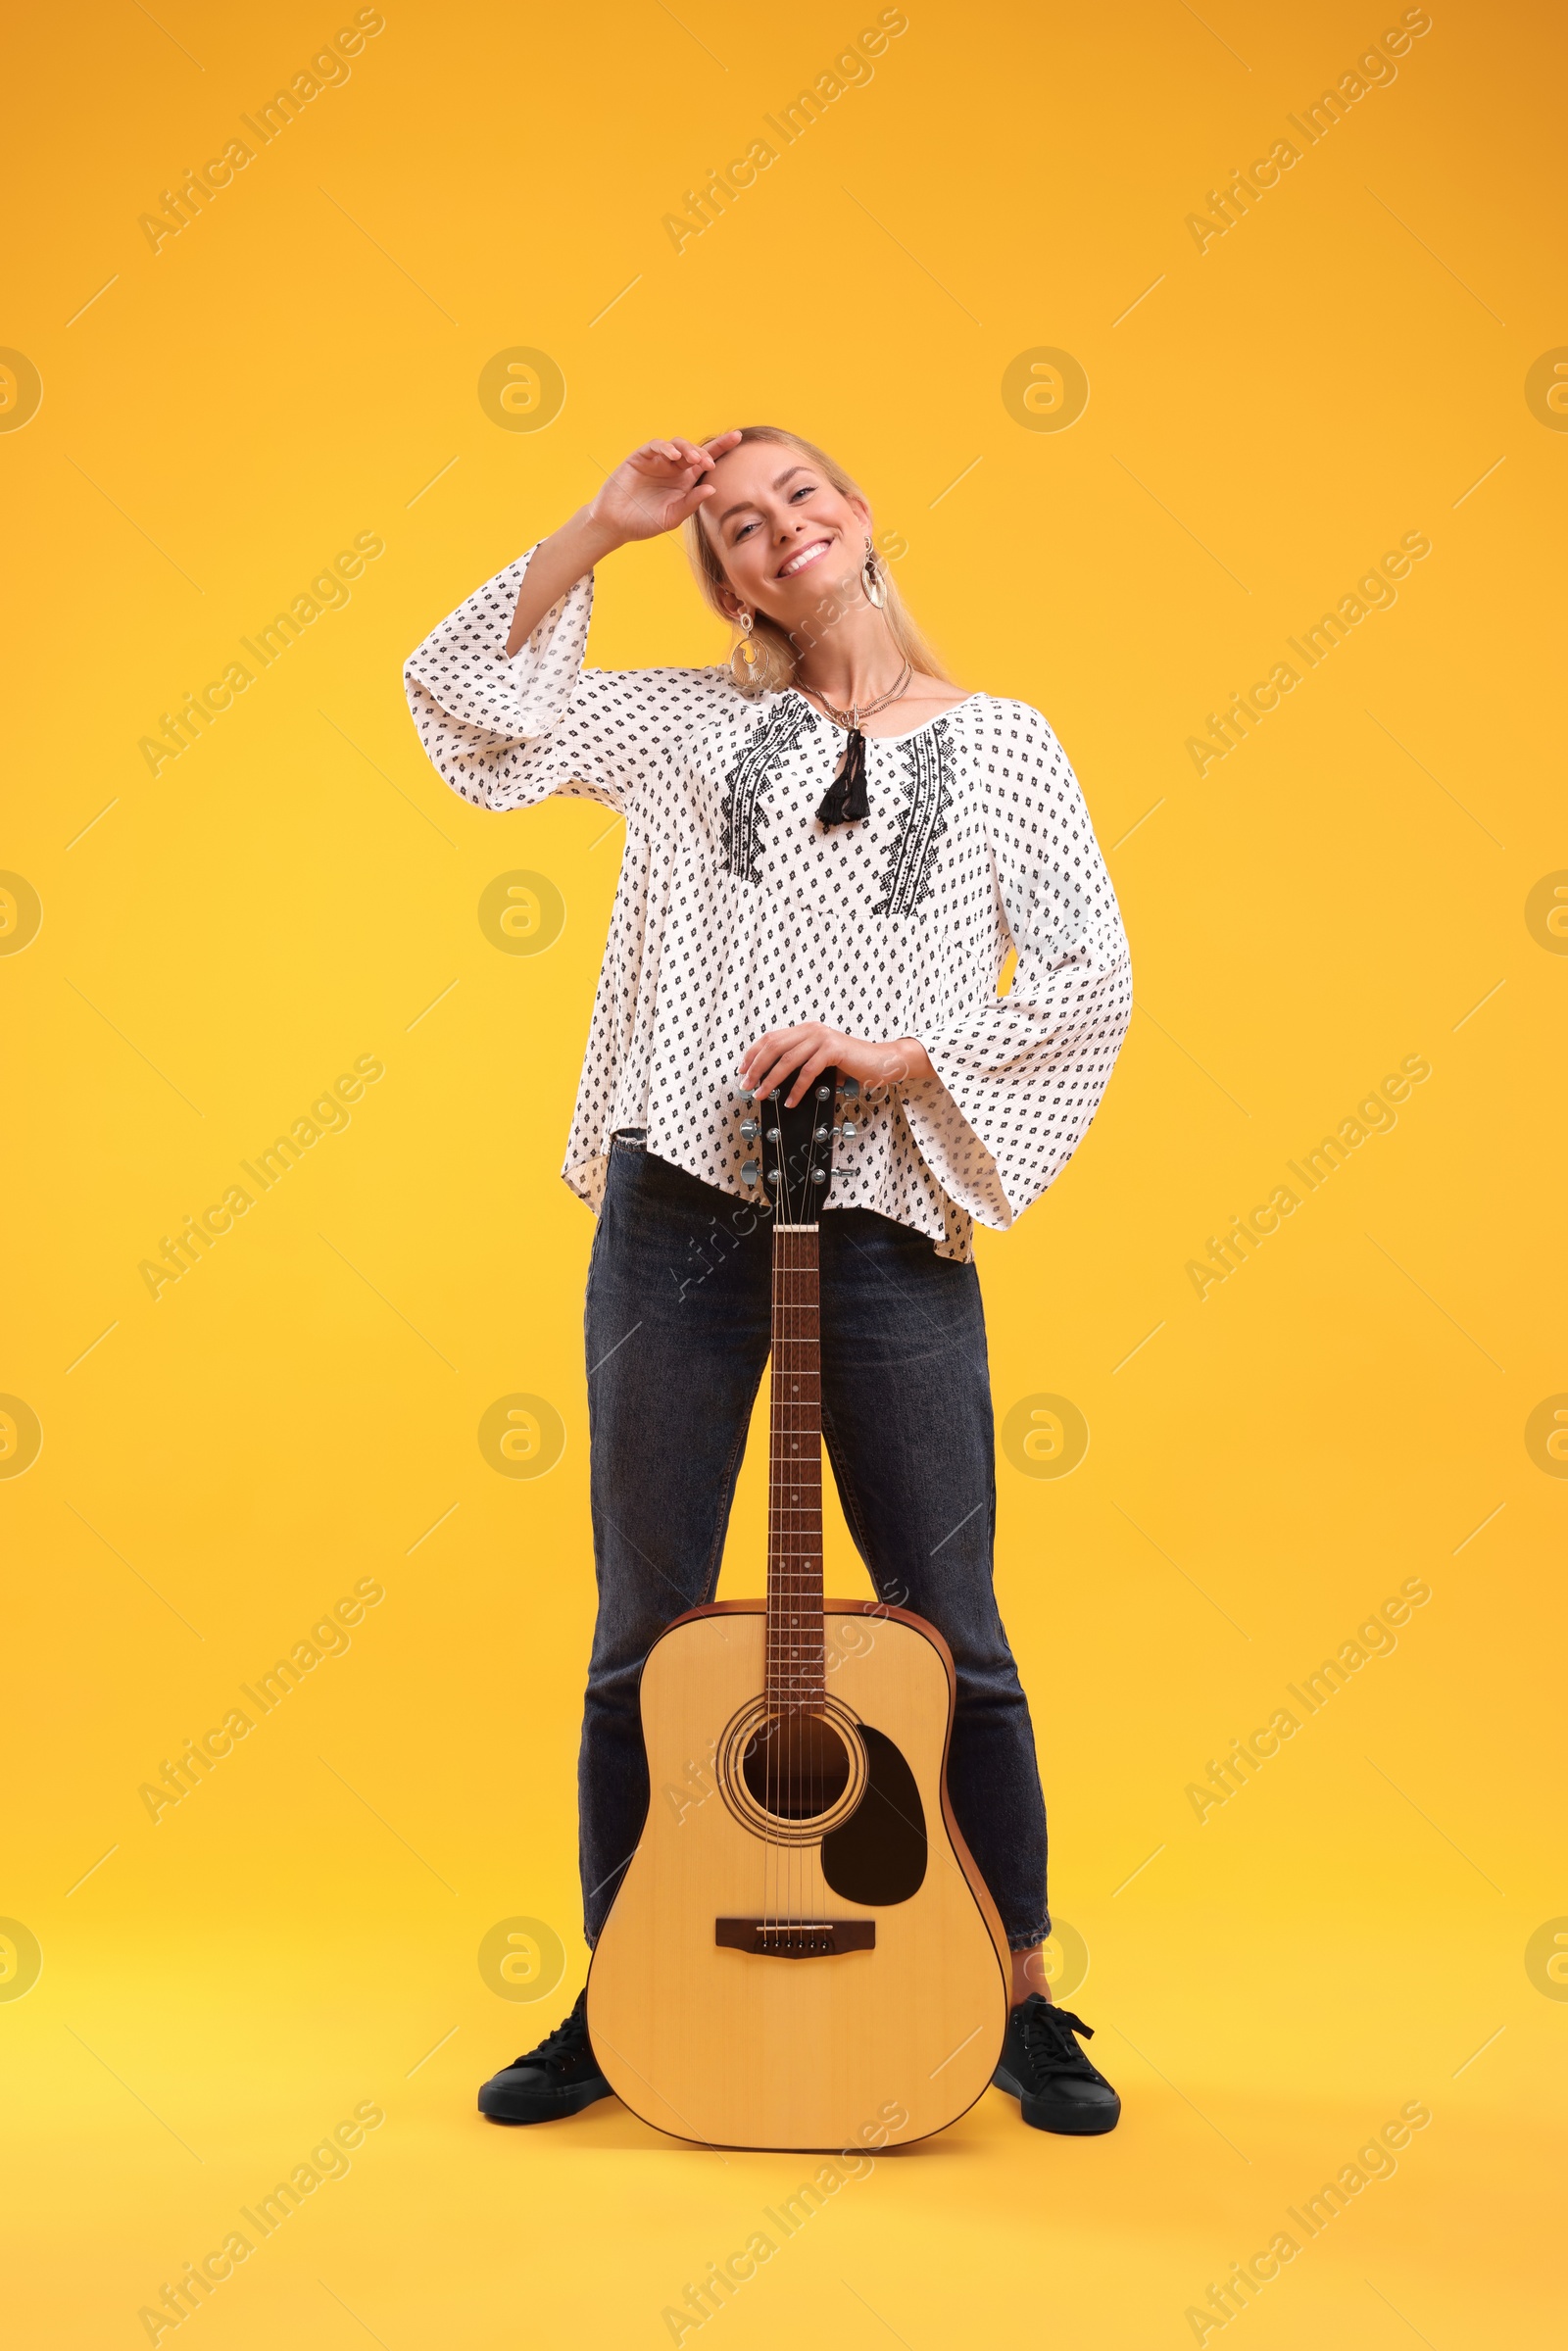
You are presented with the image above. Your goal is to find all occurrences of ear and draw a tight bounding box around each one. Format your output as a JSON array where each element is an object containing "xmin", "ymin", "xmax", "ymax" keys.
[
  {"xmin": 713, "ymin": 582, "xmax": 749, "ymax": 623},
  {"xmin": 844, "ymin": 492, "xmax": 872, "ymax": 536}
]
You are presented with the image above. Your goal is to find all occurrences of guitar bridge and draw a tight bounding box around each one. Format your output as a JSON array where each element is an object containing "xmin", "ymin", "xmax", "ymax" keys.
[{"xmin": 714, "ymin": 1918, "xmax": 875, "ymax": 1958}]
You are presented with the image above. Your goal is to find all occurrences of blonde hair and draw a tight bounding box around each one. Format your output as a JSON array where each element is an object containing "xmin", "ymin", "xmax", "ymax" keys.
[{"xmin": 681, "ymin": 424, "xmax": 956, "ymax": 697}]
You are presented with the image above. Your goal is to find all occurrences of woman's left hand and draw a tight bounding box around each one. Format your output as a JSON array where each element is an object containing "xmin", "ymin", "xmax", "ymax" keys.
[{"xmin": 738, "ymin": 1023, "xmax": 934, "ymax": 1108}]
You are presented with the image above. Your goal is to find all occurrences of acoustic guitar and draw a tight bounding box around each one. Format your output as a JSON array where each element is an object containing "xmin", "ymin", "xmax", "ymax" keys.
[{"xmin": 586, "ymin": 1072, "xmax": 1010, "ymax": 2150}]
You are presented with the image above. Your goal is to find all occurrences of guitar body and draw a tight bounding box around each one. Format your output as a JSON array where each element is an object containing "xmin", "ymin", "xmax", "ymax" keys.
[{"xmin": 587, "ymin": 1599, "xmax": 1010, "ymax": 2150}]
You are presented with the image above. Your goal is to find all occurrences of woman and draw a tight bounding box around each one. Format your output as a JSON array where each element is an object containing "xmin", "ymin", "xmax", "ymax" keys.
[{"xmin": 403, "ymin": 426, "xmax": 1133, "ymax": 2136}]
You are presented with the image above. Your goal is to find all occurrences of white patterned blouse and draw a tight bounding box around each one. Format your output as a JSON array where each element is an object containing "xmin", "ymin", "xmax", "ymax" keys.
[{"xmin": 402, "ymin": 543, "xmax": 1132, "ymax": 1262}]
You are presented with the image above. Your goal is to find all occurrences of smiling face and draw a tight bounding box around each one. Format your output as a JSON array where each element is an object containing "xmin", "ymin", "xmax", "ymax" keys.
[{"xmin": 697, "ymin": 436, "xmax": 873, "ymax": 629}]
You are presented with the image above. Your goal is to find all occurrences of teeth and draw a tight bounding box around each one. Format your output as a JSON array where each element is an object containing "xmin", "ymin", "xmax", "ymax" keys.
[{"xmin": 780, "ymin": 540, "xmax": 830, "ymax": 577}]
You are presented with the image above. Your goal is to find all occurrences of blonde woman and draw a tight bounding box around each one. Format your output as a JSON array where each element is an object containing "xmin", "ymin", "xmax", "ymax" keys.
[{"xmin": 403, "ymin": 427, "xmax": 1132, "ymax": 2136}]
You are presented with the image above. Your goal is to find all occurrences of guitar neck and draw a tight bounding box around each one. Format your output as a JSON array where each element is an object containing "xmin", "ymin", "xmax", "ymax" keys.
[{"xmin": 766, "ymin": 1222, "xmax": 826, "ymax": 1716}]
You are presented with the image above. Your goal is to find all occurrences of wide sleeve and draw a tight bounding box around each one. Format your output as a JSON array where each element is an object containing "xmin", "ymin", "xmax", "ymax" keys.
[
  {"xmin": 901, "ymin": 705, "xmax": 1132, "ymax": 1231},
  {"xmin": 402, "ymin": 541, "xmax": 727, "ymax": 815}
]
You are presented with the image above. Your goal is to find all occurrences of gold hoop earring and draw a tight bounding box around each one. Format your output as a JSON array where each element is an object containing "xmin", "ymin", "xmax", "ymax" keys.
[
  {"xmin": 730, "ymin": 608, "xmax": 762, "ymax": 688},
  {"xmin": 862, "ymin": 544, "xmax": 887, "ymax": 610}
]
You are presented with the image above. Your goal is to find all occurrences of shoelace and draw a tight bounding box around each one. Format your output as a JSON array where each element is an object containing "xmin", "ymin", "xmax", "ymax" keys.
[
  {"xmin": 1016, "ymin": 2000, "xmax": 1099, "ymax": 2078},
  {"xmin": 513, "ymin": 1992, "xmax": 589, "ymax": 2070}
]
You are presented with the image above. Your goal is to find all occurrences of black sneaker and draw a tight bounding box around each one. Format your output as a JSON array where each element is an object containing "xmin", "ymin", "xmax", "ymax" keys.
[
  {"xmin": 477, "ymin": 1988, "xmax": 613, "ymax": 2125},
  {"xmin": 993, "ymin": 1997, "xmax": 1122, "ymax": 2134}
]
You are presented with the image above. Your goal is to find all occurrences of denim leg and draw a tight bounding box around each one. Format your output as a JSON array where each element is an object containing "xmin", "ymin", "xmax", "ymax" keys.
[
  {"xmin": 578, "ymin": 1149, "xmax": 1050, "ymax": 1954},
  {"xmin": 579, "ymin": 1141, "xmax": 772, "ymax": 1941},
  {"xmin": 816, "ymin": 1206, "xmax": 1051, "ymax": 1948}
]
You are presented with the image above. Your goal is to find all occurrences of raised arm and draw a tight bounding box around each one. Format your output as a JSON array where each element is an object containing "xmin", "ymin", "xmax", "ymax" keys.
[
  {"xmin": 403, "ymin": 432, "xmax": 744, "ymax": 816},
  {"xmin": 502, "ymin": 433, "xmax": 743, "ymax": 656}
]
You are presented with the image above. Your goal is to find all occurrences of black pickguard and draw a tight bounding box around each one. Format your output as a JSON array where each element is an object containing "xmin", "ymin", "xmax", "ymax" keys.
[{"xmin": 820, "ymin": 1725, "xmax": 927, "ymax": 1905}]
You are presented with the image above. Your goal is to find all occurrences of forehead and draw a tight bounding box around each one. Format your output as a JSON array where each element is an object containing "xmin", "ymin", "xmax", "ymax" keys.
[{"xmin": 707, "ymin": 440, "xmax": 816, "ymax": 502}]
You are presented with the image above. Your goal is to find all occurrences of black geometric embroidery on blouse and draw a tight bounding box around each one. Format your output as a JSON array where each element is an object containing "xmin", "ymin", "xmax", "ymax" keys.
[
  {"xmin": 718, "ymin": 700, "xmax": 816, "ymax": 884},
  {"xmin": 871, "ymin": 716, "xmax": 955, "ymax": 916}
]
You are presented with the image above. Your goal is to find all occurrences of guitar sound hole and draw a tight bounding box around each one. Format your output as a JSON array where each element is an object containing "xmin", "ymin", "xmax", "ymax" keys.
[{"xmin": 741, "ymin": 1711, "xmax": 852, "ymax": 1822}]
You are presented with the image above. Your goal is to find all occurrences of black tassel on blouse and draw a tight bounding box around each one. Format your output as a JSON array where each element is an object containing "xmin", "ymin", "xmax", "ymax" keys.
[{"xmin": 815, "ymin": 726, "xmax": 869, "ymax": 828}]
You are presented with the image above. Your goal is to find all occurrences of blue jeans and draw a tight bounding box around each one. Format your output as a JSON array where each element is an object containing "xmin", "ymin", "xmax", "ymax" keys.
[{"xmin": 578, "ymin": 1132, "xmax": 1051, "ymax": 1952}]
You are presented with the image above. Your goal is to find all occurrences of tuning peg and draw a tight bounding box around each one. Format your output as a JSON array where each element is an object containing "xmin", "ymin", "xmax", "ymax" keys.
[
  {"xmin": 740, "ymin": 1118, "xmax": 758, "ymax": 1141},
  {"xmin": 766, "ymin": 1125, "xmax": 781, "ymax": 1144},
  {"xmin": 742, "ymin": 1160, "xmax": 759, "ymax": 1186},
  {"xmin": 841, "ymin": 1076, "xmax": 860, "ymax": 1099},
  {"xmin": 815, "ymin": 1083, "xmax": 830, "ymax": 1101},
  {"xmin": 841, "ymin": 1121, "xmax": 858, "ymax": 1140},
  {"xmin": 766, "ymin": 1168, "xmax": 781, "ymax": 1187},
  {"xmin": 810, "ymin": 1167, "xmax": 827, "ymax": 1184},
  {"xmin": 813, "ymin": 1124, "xmax": 829, "ymax": 1142},
  {"xmin": 738, "ymin": 1088, "xmax": 755, "ymax": 1105}
]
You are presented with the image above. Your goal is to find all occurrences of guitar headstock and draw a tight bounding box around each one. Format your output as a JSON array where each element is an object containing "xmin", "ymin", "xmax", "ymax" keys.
[{"xmin": 738, "ymin": 1071, "xmax": 861, "ymax": 1226}]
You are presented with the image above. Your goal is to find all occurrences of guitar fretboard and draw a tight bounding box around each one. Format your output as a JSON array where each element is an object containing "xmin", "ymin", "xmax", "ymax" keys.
[{"xmin": 766, "ymin": 1224, "xmax": 825, "ymax": 1716}]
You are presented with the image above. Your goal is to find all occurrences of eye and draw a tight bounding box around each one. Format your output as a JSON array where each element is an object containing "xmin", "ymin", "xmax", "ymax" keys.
[
  {"xmin": 790, "ymin": 482, "xmax": 818, "ymax": 502},
  {"xmin": 732, "ymin": 518, "xmax": 758, "ymax": 542}
]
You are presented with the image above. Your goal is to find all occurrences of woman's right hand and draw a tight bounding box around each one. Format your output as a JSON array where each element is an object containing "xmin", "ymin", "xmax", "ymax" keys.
[
  {"xmin": 585, "ymin": 433, "xmax": 743, "ymax": 547},
  {"xmin": 503, "ymin": 433, "xmax": 742, "ymax": 656}
]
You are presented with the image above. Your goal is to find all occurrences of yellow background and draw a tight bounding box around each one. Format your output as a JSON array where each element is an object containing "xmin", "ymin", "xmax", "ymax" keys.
[{"xmin": 3, "ymin": 0, "xmax": 1563, "ymax": 2341}]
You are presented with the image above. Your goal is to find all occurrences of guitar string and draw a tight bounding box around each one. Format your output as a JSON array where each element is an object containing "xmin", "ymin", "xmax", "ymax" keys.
[
  {"xmin": 793, "ymin": 1118, "xmax": 801, "ymax": 1934},
  {"xmin": 762, "ymin": 1092, "xmax": 842, "ymax": 1940},
  {"xmin": 768, "ymin": 1103, "xmax": 787, "ymax": 1939}
]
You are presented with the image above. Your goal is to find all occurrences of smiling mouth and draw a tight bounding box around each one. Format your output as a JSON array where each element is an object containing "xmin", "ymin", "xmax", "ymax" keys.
[{"xmin": 775, "ymin": 537, "xmax": 834, "ymax": 579}]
